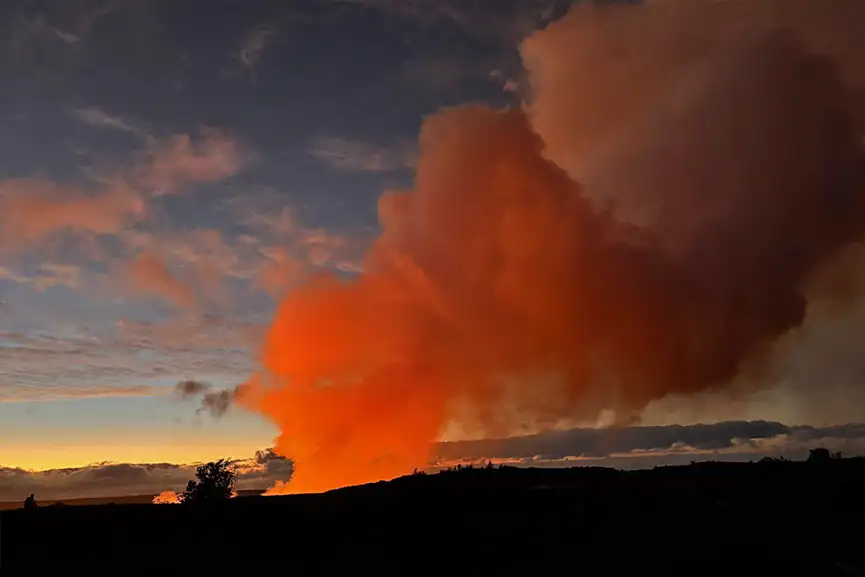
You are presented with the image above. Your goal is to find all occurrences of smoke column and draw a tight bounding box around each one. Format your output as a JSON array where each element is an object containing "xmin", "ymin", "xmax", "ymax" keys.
[{"xmin": 240, "ymin": 0, "xmax": 865, "ymax": 494}]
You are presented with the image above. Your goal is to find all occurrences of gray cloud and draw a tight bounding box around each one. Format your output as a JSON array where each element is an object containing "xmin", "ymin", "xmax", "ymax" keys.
[
  {"xmin": 237, "ymin": 25, "xmax": 276, "ymax": 73},
  {"xmin": 199, "ymin": 387, "xmax": 239, "ymax": 418},
  {"xmin": 254, "ymin": 449, "xmax": 296, "ymax": 478},
  {"xmin": 174, "ymin": 379, "xmax": 210, "ymax": 399},
  {"xmin": 433, "ymin": 421, "xmax": 865, "ymax": 468},
  {"xmin": 0, "ymin": 450, "xmax": 294, "ymax": 502},
  {"xmin": 310, "ymin": 136, "xmax": 417, "ymax": 173},
  {"xmin": 173, "ymin": 379, "xmax": 240, "ymax": 419},
  {"xmin": 72, "ymin": 107, "xmax": 144, "ymax": 136}
]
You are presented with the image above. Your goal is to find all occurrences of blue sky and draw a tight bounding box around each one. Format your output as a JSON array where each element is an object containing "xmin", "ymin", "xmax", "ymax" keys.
[{"xmin": 0, "ymin": 0, "xmax": 569, "ymax": 470}]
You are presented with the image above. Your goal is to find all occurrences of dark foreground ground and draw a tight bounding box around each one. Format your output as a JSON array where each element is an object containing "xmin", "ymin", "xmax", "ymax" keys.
[
  {"xmin": 0, "ymin": 489, "xmax": 265, "ymax": 511},
  {"xmin": 2, "ymin": 459, "xmax": 864, "ymax": 576}
]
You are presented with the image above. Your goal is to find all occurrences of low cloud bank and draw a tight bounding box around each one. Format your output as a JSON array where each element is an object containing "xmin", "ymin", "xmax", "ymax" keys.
[
  {"xmin": 433, "ymin": 421, "xmax": 865, "ymax": 469},
  {"xmin": 3, "ymin": 421, "xmax": 862, "ymax": 501},
  {"xmin": 0, "ymin": 449, "xmax": 293, "ymax": 502}
]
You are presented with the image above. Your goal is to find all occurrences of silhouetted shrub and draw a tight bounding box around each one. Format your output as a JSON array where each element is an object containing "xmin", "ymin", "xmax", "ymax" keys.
[
  {"xmin": 759, "ymin": 456, "xmax": 791, "ymax": 464},
  {"xmin": 180, "ymin": 459, "xmax": 237, "ymax": 504},
  {"xmin": 807, "ymin": 448, "xmax": 843, "ymax": 463},
  {"xmin": 808, "ymin": 448, "xmax": 831, "ymax": 463}
]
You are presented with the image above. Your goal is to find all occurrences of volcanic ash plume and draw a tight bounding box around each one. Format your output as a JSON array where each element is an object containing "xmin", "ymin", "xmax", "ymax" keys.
[{"xmin": 242, "ymin": 2, "xmax": 865, "ymax": 494}]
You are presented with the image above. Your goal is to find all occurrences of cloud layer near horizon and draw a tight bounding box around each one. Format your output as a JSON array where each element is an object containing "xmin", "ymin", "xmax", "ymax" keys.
[
  {"xmin": 2, "ymin": 421, "xmax": 863, "ymax": 502},
  {"xmin": 0, "ymin": 448, "xmax": 294, "ymax": 503}
]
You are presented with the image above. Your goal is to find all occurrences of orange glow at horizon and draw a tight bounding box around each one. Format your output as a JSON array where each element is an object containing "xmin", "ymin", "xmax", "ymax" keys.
[{"xmin": 0, "ymin": 441, "xmax": 267, "ymax": 472}]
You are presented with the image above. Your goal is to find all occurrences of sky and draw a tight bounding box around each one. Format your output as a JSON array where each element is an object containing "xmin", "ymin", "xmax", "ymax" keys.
[
  {"xmin": 2, "ymin": 0, "xmax": 865, "ymax": 500},
  {"xmin": 0, "ymin": 0, "xmax": 566, "ymax": 473}
]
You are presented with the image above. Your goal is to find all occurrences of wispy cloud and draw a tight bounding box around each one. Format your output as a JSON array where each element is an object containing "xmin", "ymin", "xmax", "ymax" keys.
[
  {"xmin": 0, "ymin": 324, "xmax": 258, "ymax": 406},
  {"xmin": 0, "ymin": 128, "xmax": 248, "ymax": 254},
  {"xmin": 73, "ymin": 107, "xmax": 143, "ymax": 136},
  {"xmin": 53, "ymin": 27, "xmax": 79, "ymax": 43},
  {"xmin": 121, "ymin": 251, "xmax": 197, "ymax": 309},
  {"xmin": 331, "ymin": 0, "xmax": 563, "ymax": 42},
  {"xmin": 237, "ymin": 25, "xmax": 276, "ymax": 73},
  {"xmin": 310, "ymin": 136, "xmax": 417, "ymax": 173},
  {"xmin": 0, "ymin": 263, "xmax": 83, "ymax": 291},
  {"xmin": 0, "ymin": 384, "xmax": 165, "ymax": 404},
  {"xmin": 0, "ymin": 179, "xmax": 146, "ymax": 251},
  {"xmin": 137, "ymin": 129, "xmax": 247, "ymax": 195}
]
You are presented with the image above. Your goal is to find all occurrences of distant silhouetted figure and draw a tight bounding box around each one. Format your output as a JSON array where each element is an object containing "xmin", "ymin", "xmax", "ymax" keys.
[{"xmin": 24, "ymin": 493, "xmax": 37, "ymax": 510}]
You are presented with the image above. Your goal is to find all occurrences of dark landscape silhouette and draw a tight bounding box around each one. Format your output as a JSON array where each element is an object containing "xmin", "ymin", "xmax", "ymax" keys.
[{"xmin": 2, "ymin": 450, "xmax": 864, "ymax": 576}]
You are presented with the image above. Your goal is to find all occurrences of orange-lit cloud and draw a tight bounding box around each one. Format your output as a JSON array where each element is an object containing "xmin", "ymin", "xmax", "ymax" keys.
[
  {"xmin": 138, "ymin": 129, "xmax": 247, "ymax": 195},
  {"xmin": 0, "ymin": 179, "xmax": 145, "ymax": 250},
  {"xmin": 0, "ymin": 129, "xmax": 247, "ymax": 256},
  {"xmin": 122, "ymin": 251, "xmax": 197, "ymax": 309},
  {"xmin": 256, "ymin": 247, "xmax": 304, "ymax": 298},
  {"xmin": 241, "ymin": 0, "xmax": 865, "ymax": 495}
]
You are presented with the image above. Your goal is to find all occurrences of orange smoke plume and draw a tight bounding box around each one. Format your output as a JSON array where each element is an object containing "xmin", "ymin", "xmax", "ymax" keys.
[{"xmin": 242, "ymin": 2, "xmax": 865, "ymax": 494}]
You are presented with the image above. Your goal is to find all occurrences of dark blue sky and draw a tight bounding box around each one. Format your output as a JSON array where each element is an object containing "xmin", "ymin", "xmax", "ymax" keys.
[{"xmin": 0, "ymin": 0, "xmax": 569, "ymax": 469}]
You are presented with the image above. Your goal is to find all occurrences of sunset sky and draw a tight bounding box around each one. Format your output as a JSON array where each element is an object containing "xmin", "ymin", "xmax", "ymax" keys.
[
  {"xmin": 0, "ymin": 0, "xmax": 560, "ymax": 472},
  {"xmin": 2, "ymin": 0, "xmax": 865, "ymax": 500}
]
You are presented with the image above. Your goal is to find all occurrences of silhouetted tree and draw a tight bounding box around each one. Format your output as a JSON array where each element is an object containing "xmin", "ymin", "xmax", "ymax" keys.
[
  {"xmin": 808, "ymin": 447, "xmax": 831, "ymax": 463},
  {"xmin": 180, "ymin": 459, "xmax": 237, "ymax": 504}
]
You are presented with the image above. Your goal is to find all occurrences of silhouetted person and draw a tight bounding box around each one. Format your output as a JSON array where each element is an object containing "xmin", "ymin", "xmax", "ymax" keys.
[{"xmin": 24, "ymin": 493, "xmax": 37, "ymax": 510}]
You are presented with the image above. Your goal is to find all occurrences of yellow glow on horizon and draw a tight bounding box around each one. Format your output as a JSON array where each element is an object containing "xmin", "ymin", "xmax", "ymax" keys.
[{"xmin": 0, "ymin": 441, "xmax": 270, "ymax": 472}]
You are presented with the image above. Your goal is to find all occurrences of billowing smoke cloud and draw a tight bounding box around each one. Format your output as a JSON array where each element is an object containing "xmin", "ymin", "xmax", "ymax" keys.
[{"xmin": 240, "ymin": 0, "xmax": 865, "ymax": 494}]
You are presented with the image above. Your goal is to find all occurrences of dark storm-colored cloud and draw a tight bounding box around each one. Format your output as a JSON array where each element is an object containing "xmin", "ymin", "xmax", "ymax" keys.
[{"xmin": 434, "ymin": 421, "xmax": 865, "ymax": 463}]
